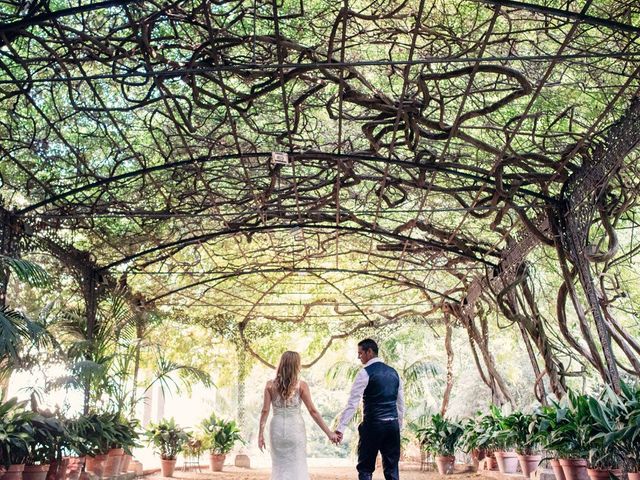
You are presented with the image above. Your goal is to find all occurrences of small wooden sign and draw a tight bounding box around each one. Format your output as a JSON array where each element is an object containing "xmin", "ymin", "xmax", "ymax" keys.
[{"xmin": 271, "ymin": 152, "xmax": 290, "ymax": 165}]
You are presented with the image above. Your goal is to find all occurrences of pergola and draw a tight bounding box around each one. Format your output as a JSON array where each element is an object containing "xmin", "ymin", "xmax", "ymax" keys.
[{"xmin": 1, "ymin": 0, "xmax": 639, "ymax": 405}]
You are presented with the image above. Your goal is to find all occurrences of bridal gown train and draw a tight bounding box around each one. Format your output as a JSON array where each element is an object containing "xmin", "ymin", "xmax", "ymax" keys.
[{"xmin": 269, "ymin": 387, "xmax": 309, "ymax": 480}]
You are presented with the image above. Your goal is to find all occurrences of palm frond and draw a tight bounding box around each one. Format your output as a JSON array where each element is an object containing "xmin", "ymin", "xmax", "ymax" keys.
[
  {"xmin": 47, "ymin": 374, "xmax": 83, "ymax": 391},
  {"xmin": 380, "ymin": 338, "xmax": 401, "ymax": 363},
  {"xmin": 407, "ymin": 411, "xmax": 434, "ymax": 433},
  {"xmin": 111, "ymin": 343, "xmax": 137, "ymax": 378},
  {"xmin": 0, "ymin": 307, "xmax": 49, "ymax": 362},
  {"xmin": 402, "ymin": 359, "xmax": 443, "ymax": 399},
  {"xmin": 177, "ymin": 365, "xmax": 214, "ymax": 388},
  {"xmin": 100, "ymin": 294, "xmax": 136, "ymax": 341},
  {"xmin": 146, "ymin": 351, "xmax": 213, "ymax": 397},
  {"xmin": 0, "ymin": 307, "xmax": 26, "ymax": 361},
  {"xmin": 0, "ymin": 256, "xmax": 50, "ymax": 288},
  {"xmin": 403, "ymin": 360, "xmax": 441, "ymax": 383},
  {"xmin": 23, "ymin": 316, "xmax": 53, "ymax": 350},
  {"xmin": 71, "ymin": 359, "xmax": 109, "ymax": 378},
  {"xmin": 325, "ymin": 360, "xmax": 360, "ymax": 386},
  {"xmin": 55, "ymin": 309, "xmax": 89, "ymax": 339}
]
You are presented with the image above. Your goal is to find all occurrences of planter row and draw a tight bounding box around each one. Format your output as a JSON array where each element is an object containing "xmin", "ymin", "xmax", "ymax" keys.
[
  {"xmin": 489, "ymin": 452, "xmax": 640, "ymax": 480},
  {"xmin": 0, "ymin": 450, "xmax": 133, "ymax": 480},
  {"xmin": 84, "ymin": 448, "xmax": 133, "ymax": 478},
  {"xmin": 435, "ymin": 451, "xmax": 542, "ymax": 476},
  {"xmin": 551, "ymin": 458, "xmax": 640, "ymax": 480},
  {"xmin": 158, "ymin": 454, "xmax": 227, "ymax": 478},
  {"xmin": 435, "ymin": 451, "xmax": 640, "ymax": 480}
]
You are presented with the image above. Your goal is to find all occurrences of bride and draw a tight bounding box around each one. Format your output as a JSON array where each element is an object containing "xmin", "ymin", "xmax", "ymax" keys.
[{"xmin": 258, "ymin": 351, "xmax": 339, "ymax": 479}]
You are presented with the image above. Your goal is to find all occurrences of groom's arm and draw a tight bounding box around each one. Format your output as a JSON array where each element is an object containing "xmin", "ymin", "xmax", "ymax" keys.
[
  {"xmin": 396, "ymin": 378, "xmax": 405, "ymax": 429},
  {"xmin": 336, "ymin": 368, "xmax": 369, "ymax": 433}
]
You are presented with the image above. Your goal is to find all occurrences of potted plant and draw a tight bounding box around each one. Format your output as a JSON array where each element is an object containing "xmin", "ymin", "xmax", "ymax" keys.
[
  {"xmin": 23, "ymin": 416, "xmax": 65, "ymax": 480},
  {"xmin": 487, "ymin": 406, "xmax": 519, "ymax": 474},
  {"xmin": 146, "ymin": 418, "xmax": 188, "ymax": 477},
  {"xmin": 543, "ymin": 391, "xmax": 592, "ymax": 480},
  {"xmin": 0, "ymin": 398, "xmax": 34, "ymax": 480},
  {"xmin": 68, "ymin": 412, "xmax": 117, "ymax": 478},
  {"xmin": 461, "ymin": 412, "xmax": 498, "ymax": 471},
  {"xmin": 105, "ymin": 414, "xmax": 140, "ymax": 477},
  {"xmin": 200, "ymin": 414, "xmax": 243, "ymax": 472},
  {"xmin": 617, "ymin": 383, "xmax": 640, "ymax": 480},
  {"xmin": 502, "ymin": 410, "xmax": 544, "ymax": 477},
  {"xmin": 537, "ymin": 403, "xmax": 566, "ymax": 480},
  {"xmin": 417, "ymin": 413, "xmax": 463, "ymax": 475},
  {"xmin": 584, "ymin": 389, "xmax": 625, "ymax": 480},
  {"xmin": 460, "ymin": 410, "xmax": 501, "ymax": 471},
  {"xmin": 459, "ymin": 416, "xmax": 484, "ymax": 471},
  {"xmin": 61, "ymin": 415, "xmax": 100, "ymax": 480},
  {"xmin": 115, "ymin": 418, "xmax": 140, "ymax": 474}
]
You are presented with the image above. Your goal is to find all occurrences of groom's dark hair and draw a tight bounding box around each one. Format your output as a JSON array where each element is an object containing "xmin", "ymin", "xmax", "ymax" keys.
[{"xmin": 358, "ymin": 338, "xmax": 378, "ymax": 355}]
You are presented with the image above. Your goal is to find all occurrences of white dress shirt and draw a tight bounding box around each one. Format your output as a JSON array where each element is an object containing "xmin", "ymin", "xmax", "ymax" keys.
[{"xmin": 337, "ymin": 357, "xmax": 405, "ymax": 433}]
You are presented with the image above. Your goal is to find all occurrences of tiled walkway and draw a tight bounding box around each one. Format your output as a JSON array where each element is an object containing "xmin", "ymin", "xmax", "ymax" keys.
[{"xmin": 146, "ymin": 465, "xmax": 487, "ymax": 480}]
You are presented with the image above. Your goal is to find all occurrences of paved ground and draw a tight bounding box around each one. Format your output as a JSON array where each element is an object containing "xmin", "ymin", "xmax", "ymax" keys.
[{"xmin": 146, "ymin": 464, "xmax": 488, "ymax": 480}]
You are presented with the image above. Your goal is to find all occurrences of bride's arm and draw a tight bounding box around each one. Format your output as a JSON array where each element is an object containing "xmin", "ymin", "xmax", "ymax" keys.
[
  {"xmin": 300, "ymin": 381, "xmax": 338, "ymax": 442},
  {"xmin": 258, "ymin": 382, "xmax": 272, "ymax": 451}
]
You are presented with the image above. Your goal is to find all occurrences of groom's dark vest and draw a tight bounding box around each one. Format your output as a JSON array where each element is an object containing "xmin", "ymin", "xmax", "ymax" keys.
[{"xmin": 362, "ymin": 361, "xmax": 400, "ymax": 423}]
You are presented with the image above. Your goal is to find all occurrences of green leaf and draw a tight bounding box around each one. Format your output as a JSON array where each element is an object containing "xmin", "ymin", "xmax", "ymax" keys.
[{"xmin": 0, "ymin": 256, "xmax": 50, "ymax": 288}]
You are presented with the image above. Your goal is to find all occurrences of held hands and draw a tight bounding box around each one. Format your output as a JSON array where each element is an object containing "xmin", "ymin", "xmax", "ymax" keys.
[{"xmin": 328, "ymin": 430, "xmax": 343, "ymax": 445}]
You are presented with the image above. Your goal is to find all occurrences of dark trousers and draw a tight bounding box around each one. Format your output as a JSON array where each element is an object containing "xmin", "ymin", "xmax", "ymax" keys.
[{"xmin": 357, "ymin": 420, "xmax": 400, "ymax": 480}]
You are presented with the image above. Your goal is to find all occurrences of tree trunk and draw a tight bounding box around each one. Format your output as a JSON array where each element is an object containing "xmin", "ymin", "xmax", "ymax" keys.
[
  {"xmin": 83, "ymin": 270, "xmax": 98, "ymax": 414},
  {"xmin": 440, "ymin": 317, "xmax": 454, "ymax": 415}
]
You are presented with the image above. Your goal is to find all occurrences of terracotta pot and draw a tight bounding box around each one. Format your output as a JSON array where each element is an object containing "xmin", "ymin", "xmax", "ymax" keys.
[
  {"xmin": 473, "ymin": 449, "xmax": 488, "ymax": 461},
  {"xmin": 495, "ymin": 451, "xmax": 519, "ymax": 474},
  {"xmin": 488, "ymin": 456, "xmax": 498, "ymax": 471},
  {"xmin": 234, "ymin": 453, "xmax": 250, "ymax": 468},
  {"xmin": 85, "ymin": 455, "xmax": 108, "ymax": 478},
  {"xmin": 435, "ymin": 455, "xmax": 456, "ymax": 475},
  {"xmin": 559, "ymin": 458, "xmax": 589, "ymax": 480},
  {"xmin": 551, "ymin": 459, "xmax": 567, "ymax": 480},
  {"xmin": 586, "ymin": 469, "xmax": 622, "ymax": 480},
  {"xmin": 46, "ymin": 460, "xmax": 67, "ymax": 480},
  {"xmin": 103, "ymin": 449, "xmax": 124, "ymax": 477},
  {"xmin": 55, "ymin": 458, "xmax": 69, "ymax": 480},
  {"xmin": 4, "ymin": 465, "xmax": 26, "ymax": 480},
  {"xmin": 628, "ymin": 473, "xmax": 640, "ymax": 480},
  {"xmin": 468, "ymin": 449, "xmax": 485, "ymax": 472},
  {"xmin": 126, "ymin": 460, "xmax": 142, "ymax": 476},
  {"xmin": 64, "ymin": 457, "xmax": 85, "ymax": 480},
  {"xmin": 119, "ymin": 455, "xmax": 131, "ymax": 474},
  {"xmin": 518, "ymin": 454, "xmax": 542, "ymax": 478},
  {"xmin": 23, "ymin": 465, "xmax": 50, "ymax": 480},
  {"xmin": 209, "ymin": 454, "xmax": 225, "ymax": 472},
  {"xmin": 160, "ymin": 459, "xmax": 176, "ymax": 478}
]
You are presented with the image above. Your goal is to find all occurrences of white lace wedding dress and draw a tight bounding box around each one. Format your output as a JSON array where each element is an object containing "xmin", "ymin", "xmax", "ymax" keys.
[{"xmin": 269, "ymin": 386, "xmax": 309, "ymax": 480}]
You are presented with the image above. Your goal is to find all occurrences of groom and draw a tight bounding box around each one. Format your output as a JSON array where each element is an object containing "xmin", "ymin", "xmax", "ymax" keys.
[{"xmin": 335, "ymin": 338, "xmax": 405, "ymax": 480}]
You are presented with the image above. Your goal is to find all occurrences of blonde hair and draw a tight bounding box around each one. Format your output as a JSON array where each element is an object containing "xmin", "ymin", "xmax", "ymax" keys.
[{"xmin": 274, "ymin": 351, "xmax": 301, "ymax": 400}]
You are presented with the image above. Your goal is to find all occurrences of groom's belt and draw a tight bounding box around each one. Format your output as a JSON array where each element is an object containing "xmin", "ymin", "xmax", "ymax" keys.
[{"xmin": 362, "ymin": 416, "xmax": 398, "ymax": 423}]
